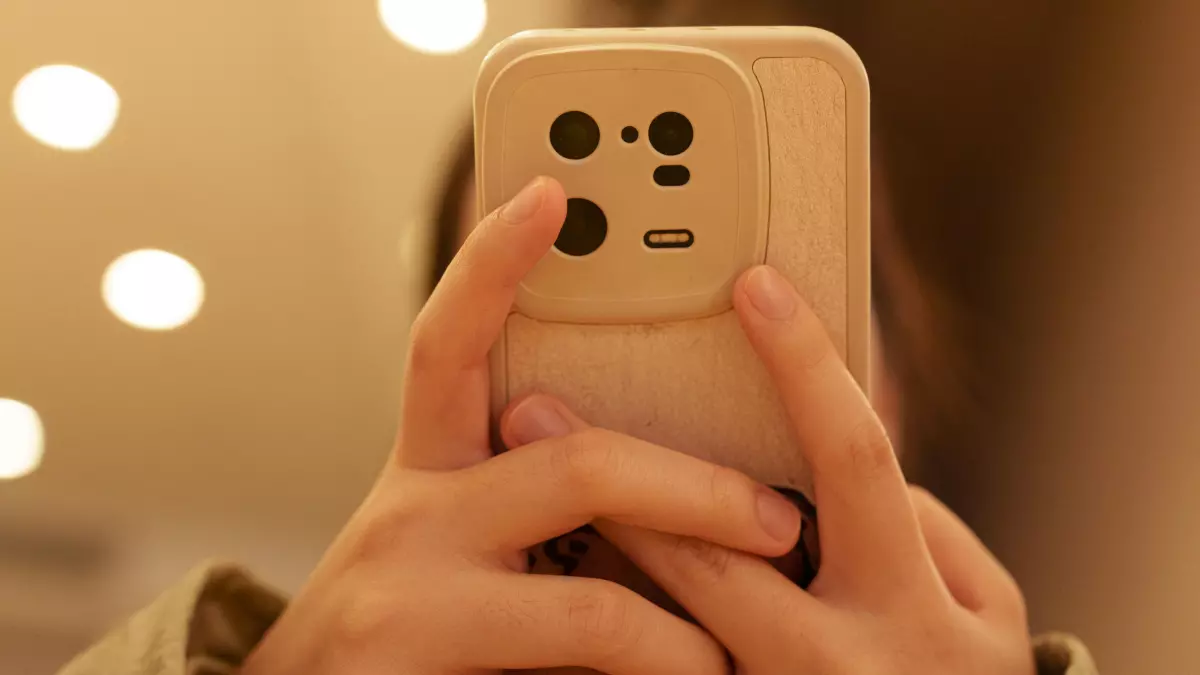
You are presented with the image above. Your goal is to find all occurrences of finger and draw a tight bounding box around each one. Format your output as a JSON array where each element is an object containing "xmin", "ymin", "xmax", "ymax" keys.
[
  {"xmin": 733, "ymin": 265, "xmax": 930, "ymax": 592},
  {"xmin": 446, "ymin": 394, "xmax": 801, "ymax": 558},
  {"xmin": 464, "ymin": 573, "xmax": 731, "ymax": 675},
  {"xmin": 596, "ymin": 521, "xmax": 822, "ymax": 671},
  {"xmin": 397, "ymin": 177, "xmax": 567, "ymax": 470},
  {"xmin": 910, "ymin": 486, "xmax": 1027, "ymax": 627}
]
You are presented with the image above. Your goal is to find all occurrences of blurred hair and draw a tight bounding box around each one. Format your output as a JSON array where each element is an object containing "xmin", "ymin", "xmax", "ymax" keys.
[{"xmin": 427, "ymin": 0, "xmax": 1079, "ymax": 489}]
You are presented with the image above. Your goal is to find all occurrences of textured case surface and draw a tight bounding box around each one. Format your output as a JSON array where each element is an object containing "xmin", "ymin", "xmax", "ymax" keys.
[{"xmin": 480, "ymin": 29, "xmax": 869, "ymax": 495}]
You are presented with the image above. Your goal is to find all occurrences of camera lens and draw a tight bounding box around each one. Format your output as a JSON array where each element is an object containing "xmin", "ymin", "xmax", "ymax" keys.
[
  {"xmin": 550, "ymin": 111, "xmax": 601, "ymax": 160},
  {"xmin": 648, "ymin": 112, "xmax": 693, "ymax": 156},
  {"xmin": 555, "ymin": 198, "xmax": 607, "ymax": 257}
]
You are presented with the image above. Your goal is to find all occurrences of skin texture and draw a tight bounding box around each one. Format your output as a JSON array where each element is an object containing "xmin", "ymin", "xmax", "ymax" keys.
[
  {"xmin": 242, "ymin": 178, "xmax": 1033, "ymax": 675},
  {"xmin": 509, "ymin": 264, "xmax": 1035, "ymax": 674}
]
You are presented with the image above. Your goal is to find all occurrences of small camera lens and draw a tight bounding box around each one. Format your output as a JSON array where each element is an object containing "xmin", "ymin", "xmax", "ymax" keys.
[
  {"xmin": 555, "ymin": 198, "xmax": 607, "ymax": 257},
  {"xmin": 550, "ymin": 111, "xmax": 601, "ymax": 160},
  {"xmin": 648, "ymin": 111, "xmax": 693, "ymax": 156}
]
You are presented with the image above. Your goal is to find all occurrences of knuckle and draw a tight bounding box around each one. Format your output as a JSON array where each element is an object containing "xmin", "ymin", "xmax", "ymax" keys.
[
  {"xmin": 1000, "ymin": 570, "xmax": 1029, "ymax": 622},
  {"xmin": 548, "ymin": 429, "xmax": 624, "ymax": 492},
  {"xmin": 348, "ymin": 499, "xmax": 419, "ymax": 562},
  {"xmin": 347, "ymin": 474, "xmax": 443, "ymax": 560},
  {"xmin": 705, "ymin": 464, "xmax": 758, "ymax": 527},
  {"xmin": 350, "ymin": 514, "xmax": 404, "ymax": 562},
  {"xmin": 907, "ymin": 485, "xmax": 941, "ymax": 518},
  {"xmin": 479, "ymin": 588, "xmax": 544, "ymax": 635},
  {"xmin": 405, "ymin": 313, "xmax": 448, "ymax": 374},
  {"xmin": 705, "ymin": 464, "xmax": 741, "ymax": 517},
  {"xmin": 839, "ymin": 417, "xmax": 897, "ymax": 482},
  {"xmin": 924, "ymin": 616, "xmax": 976, "ymax": 665},
  {"xmin": 908, "ymin": 484, "xmax": 935, "ymax": 505},
  {"xmin": 565, "ymin": 582, "xmax": 643, "ymax": 655},
  {"xmin": 789, "ymin": 310, "xmax": 836, "ymax": 372},
  {"xmin": 667, "ymin": 535, "xmax": 737, "ymax": 583},
  {"xmin": 335, "ymin": 589, "xmax": 398, "ymax": 648}
]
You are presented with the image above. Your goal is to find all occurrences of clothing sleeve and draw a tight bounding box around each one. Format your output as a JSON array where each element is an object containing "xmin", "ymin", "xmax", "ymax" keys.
[
  {"xmin": 56, "ymin": 560, "xmax": 1100, "ymax": 675},
  {"xmin": 1035, "ymin": 632, "xmax": 1100, "ymax": 675},
  {"xmin": 57, "ymin": 562, "xmax": 286, "ymax": 675}
]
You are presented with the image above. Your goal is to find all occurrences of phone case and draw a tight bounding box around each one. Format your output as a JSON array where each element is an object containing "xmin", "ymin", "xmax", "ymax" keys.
[{"xmin": 475, "ymin": 27, "xmax": 868, "ymax": 583}]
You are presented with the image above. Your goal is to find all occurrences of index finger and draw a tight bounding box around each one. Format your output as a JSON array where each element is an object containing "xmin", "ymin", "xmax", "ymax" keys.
[
  {"xmin": 733, "ymin": 265, "xmax": 934, "ymax": 595},
  {"xmin": 446, "ymin": 394, "xmax": 801, "ymax": 558},
  {"xmin": 397, "ymin": 177, "xmax": 567, "ymax": 470}
]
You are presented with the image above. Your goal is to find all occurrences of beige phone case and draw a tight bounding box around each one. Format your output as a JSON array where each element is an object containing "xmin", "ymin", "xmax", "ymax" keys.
[{"xmin": 477, "ymin": 26, "xmax": 869, "ymax": 506}]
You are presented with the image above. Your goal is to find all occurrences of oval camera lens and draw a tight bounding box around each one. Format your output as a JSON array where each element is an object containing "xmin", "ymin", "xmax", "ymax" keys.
[
  {"xmin": 648, "ymin": 111, "xmax": 693, "ymax": 156},
  {"xmin": 555, "ymin": 198, "xmax": 607, "ymax": 257},
  {"xmin": 550, "ymin": 111, "xmax": 601, "ymax": 160}
]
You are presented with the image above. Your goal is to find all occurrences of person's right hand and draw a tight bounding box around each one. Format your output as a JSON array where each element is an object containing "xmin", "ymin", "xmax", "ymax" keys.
[{"xmin": 239, "ymin": 177, "xmax": 803, "ymax": 675}]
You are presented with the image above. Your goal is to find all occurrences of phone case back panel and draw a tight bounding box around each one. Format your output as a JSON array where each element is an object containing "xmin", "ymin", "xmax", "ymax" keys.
[{"xmin": 501, "ymin": 58, "xmax": 852, "ymax": 492}]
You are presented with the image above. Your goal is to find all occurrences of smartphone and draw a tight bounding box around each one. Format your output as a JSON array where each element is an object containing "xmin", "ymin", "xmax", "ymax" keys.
[{"xmin": 476, "ymin": 27, "xmax": 869, "ymax": 585}]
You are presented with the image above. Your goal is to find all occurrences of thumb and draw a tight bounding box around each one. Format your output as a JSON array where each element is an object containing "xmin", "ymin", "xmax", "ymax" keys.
[{"xmin": 500, "ymin": 394, "xmax": 589, "ymax": 448}]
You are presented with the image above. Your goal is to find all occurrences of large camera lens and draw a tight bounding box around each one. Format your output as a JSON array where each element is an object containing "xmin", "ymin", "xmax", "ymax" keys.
[
  {"xmin": 550, "ymin": 111, "xmax": 601, "ymax": 160},
  {"xmin": 648, "ymin": 111, "xmax": 693, "ymax": 156},
  {"xmin": 555, "ymin": 198, "xmax": 607, "ymax": 257}
]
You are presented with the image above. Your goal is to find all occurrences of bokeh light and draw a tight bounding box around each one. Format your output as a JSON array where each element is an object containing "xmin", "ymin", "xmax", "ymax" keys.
[
  {"xmin": 379, "ymin": 0, "xmax": 488, "ymax": 54},
  {"xmin": 11, "ymin": 65, "xmax": 120, "ymax": 151},
  {"xmin": 0, "ymin": 399, "xmax": 45, "ymax": 481},
  {"xmin": 102, "ymin": 250, "xmax": 206, "ymax": 331}
]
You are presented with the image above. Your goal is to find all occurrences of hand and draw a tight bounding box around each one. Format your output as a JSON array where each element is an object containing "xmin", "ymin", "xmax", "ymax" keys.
[
  {"xmin": 507, "ymin": 265, "xmax": 1035, "ymax": 675},
  {"xmin": 240, "ymin": 178, "xmax": 803, "ymax": 675}
]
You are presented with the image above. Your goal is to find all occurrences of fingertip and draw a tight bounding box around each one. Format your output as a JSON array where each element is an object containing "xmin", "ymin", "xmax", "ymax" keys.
[
  {"xmin": 535, "ymin": 175, "xmax": 568, "ymax": 234},
  {"xmin": 731, "ymin": 269, "xmax": 761, "ymax": 328},
  {"xmin": 500, "ymin": 393, "xmax": 588, "ymax": 447},
  {"xmin": 732, "ymin": 266, "xmax": 772, "ymax": 320},
  {"xmin": 497, "ymin": 391, "xmax": 539, "ymax": 448},
  {"xmin": 756, "ymin": 486, "xmax": 804, "ymax": 554},
  {"xmin": 738, "ymin": 266, "xmax": 798, "ymax": 321},
  {"xmin": 501, "ymin": 176, "xmax": 567, "ymax": 257},
  {"xmin": 492, "ymin": 176, "xmax": 565, "ymax": 229},
  {"xmin": 539, "ymin": 175, "xmax": 567, "ymax": 209},
  {"xmin": 459, "ymin": 176, "xmax": 568, "ymax": 291},
  {"xmin": 733, "ymin": 266, "xmax": 831, "ymax": 361},
  {"xmin": 500, "ymin": 176, "xmax": 548, "ymax": 223}
]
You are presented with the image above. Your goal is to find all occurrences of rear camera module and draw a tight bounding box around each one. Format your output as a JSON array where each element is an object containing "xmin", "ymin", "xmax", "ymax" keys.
[
  {"xmin": 550, "ymin": 111, "xmax": 601, "ymax": 160},
  {"xmin": 555, "ymin": 198, "xmax": 608, "ymax": 257},
  {"xmin": 648, "ymin": 111, "xmax": 693, "ymax": 156}
]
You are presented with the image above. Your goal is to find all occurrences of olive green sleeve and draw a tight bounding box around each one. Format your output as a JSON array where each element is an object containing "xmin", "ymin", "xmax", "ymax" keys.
[{"xmin": 55, "ymin": 561, "xmax": 1099, "ymax": 675}]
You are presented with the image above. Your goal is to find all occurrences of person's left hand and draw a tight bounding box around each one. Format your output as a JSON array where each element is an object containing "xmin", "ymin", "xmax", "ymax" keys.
[{"xmin": 504, "ymin": 264, "xmax": 1036, "ymax": 675}]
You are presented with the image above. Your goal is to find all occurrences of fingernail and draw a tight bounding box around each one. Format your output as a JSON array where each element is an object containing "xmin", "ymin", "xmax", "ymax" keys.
[
  {"xmin": 501, "ymin": 178, "xmax": 546, "ymax": 223},
  {"xmin": 756, "ymin": 486, "xmax": 801, "ymax": 544},
  {"xmin": 508, "ymin": 397, "xmax": 572, "ymax": 445},
  {"xmin": 745, "ymin": 266, "xmax": 796, "ymax": 320}
]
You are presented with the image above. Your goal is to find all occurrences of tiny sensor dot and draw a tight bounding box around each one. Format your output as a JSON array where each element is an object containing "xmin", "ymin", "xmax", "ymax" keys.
[{"xmin": 621, "ymin": 126, "xmax": 639, "ymax": 143}]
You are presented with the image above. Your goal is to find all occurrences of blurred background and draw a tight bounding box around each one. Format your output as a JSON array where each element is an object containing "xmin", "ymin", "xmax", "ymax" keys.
[{"xmin": 0, "ymin": 1, "xmax": 1196, "ymax": 674}]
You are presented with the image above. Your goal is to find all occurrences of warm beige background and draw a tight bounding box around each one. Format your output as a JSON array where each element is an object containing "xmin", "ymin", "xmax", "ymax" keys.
[
  {"xmin": 0, "ymin": 1, "xmax": 580, "ymax": 671},
  {"xmin": 962, "ymin": 2, "xmax": 1200, "ymax": 673},
  {"xmin": 2, "ymin": 2, "xmax": 1198, "ymax": 675}
]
